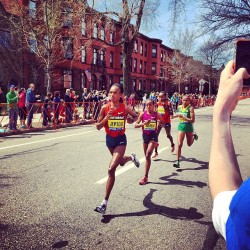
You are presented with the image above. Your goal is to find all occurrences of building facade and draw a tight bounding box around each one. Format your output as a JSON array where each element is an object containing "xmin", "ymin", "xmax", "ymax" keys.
[{"xmin": 0, "ymin": 0, "xmax": 220, "ymax": 96}]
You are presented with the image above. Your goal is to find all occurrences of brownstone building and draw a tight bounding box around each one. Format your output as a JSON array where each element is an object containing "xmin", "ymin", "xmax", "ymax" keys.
[{"xmin": 0, "ymin": 0, "xmax": 220, "ymax": 96}]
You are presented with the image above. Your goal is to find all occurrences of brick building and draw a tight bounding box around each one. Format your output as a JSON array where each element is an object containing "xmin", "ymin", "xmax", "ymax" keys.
[{"xmin": 0, "ymin": 0, "xmax": 220, "ymax": 96}]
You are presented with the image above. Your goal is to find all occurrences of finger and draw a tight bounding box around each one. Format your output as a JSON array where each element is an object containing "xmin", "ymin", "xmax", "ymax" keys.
[
  {"xmin": 220, "ymin": 60, "xmax": 235, "ymax": 83},
  {"xmin": 235, "ymin": 67, "xmax": 250, "ymax": 79}
]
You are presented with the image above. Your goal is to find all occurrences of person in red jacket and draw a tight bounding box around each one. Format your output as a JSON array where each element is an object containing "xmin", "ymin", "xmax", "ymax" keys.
[
  {"xmin": 94, "ymin": 83, "xmax": 140, "ymax": 214},
  {"xmin": 152, "ymin": 91, "xmax": 175, "ymax": 158}
]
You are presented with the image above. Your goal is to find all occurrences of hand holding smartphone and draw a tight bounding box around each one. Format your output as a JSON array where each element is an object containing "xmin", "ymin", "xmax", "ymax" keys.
[{"xmin": 235, "ymin": 39, "xmax": 250, "ymax": 86}]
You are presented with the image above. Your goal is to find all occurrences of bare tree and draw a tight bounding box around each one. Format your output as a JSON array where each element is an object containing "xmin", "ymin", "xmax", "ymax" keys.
[
  {"xmin": 199, "ymin": 0, "xmax": 250, "ymax": 45},
  {"xmin": 87, "ymin": 0, "xmax": 161, "ymax": 95},
  {"xmin": 197, "ymin": 37, "xmax": 229, "ymax": 94}
]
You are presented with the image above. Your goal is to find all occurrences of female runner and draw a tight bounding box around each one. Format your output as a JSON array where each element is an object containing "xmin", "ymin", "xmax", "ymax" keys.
[
  {"xmin": 94, "ymin": 83, "xmax": 140, "ymax": 214},
  {"xmin": 172, "ymin": 95, "xmax": 198, "ymax": 168}
]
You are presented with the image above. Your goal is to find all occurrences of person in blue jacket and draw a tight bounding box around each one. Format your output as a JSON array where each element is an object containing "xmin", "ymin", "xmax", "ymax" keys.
[
  {"xmin": 25, "ymin": 83, "xmax": 40, "ymax": 129},
  {"xmin": 210, "ymin": 60, "xmax": 250, "ymax": 249}
]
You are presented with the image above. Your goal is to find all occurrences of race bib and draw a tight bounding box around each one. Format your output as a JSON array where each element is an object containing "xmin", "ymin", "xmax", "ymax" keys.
[
  {"xmin": 108, "ymin": 117, "xmax": 125, "ymax": 130},
  {"xmin": 144, "ymin": 121, "xmax": 157, "ymax": 131},
  {"xmin": 157, "ymin": 106, "xmax": 165, "ymax": 115}
]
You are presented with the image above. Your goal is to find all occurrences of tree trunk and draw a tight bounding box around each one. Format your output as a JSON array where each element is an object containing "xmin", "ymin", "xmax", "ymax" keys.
[{"xmin": 122, "ymin": 41, "xmax": 134, "ymax": 96}]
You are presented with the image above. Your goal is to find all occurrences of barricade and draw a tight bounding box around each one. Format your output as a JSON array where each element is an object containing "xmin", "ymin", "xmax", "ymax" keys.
[{"xmin": 0, "ymin": 95, "xmax": 247, "ymax": 136}]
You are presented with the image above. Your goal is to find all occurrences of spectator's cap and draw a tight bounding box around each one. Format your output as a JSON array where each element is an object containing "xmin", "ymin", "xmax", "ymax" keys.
[{"xmin": 10, "ymin": 85, "xmax": 15, "ymax": 89}]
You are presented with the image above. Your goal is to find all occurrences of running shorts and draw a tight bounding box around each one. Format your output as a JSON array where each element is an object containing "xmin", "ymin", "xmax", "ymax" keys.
[
  {"xmin": 143, "ymin": 133, "xmax": 158, "ymax": 144},
  {"xmin": 106, "ymin": 134, "xmax": 127, "ymax": 148},
  {"xmin": 178, "ymin": 122, "xmax": 193, "ymax": 132}
]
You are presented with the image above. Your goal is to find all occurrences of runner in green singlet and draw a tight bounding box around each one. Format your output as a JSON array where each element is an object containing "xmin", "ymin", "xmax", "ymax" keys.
[{"xmin": 172, "ymin": 95, "xmax": 198, "ymax": 168}]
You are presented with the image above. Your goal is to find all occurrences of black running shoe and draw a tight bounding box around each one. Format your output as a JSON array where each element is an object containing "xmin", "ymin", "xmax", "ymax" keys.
[{"xmin": 94, "ymin": 204, "xmax": 107, "ymax": 214}]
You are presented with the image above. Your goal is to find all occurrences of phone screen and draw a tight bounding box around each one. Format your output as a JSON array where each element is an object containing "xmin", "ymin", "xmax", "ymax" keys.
[{"xmin": 235, "ymin": 40, "xmax": 250, "ymax": 86}]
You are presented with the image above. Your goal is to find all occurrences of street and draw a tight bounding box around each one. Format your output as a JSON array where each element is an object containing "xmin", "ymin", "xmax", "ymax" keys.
[{"xmin": 1, "ymin": 99, "xmax": 250, "ymax": 250}]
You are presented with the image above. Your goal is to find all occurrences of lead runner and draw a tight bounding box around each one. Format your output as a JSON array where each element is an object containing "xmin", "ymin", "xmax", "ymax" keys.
[{"xmin": 94, "ymin": 83, "xmax": 140, "ymax": 214}]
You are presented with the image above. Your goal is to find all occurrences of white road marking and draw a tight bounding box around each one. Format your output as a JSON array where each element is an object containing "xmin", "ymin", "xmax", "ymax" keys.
[
  {"xmin": 95, "ymin": 146, "xmax": 169, "ymax": 184},
  {"xmin": 0, "ymin": 130, "xmax": 97, "ymax": 150}
]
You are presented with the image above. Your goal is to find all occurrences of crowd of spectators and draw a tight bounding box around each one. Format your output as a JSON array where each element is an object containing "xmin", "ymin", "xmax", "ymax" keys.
[{"xmin": 0, "ymin": 84, "xmax": 223, "ymax": 132}]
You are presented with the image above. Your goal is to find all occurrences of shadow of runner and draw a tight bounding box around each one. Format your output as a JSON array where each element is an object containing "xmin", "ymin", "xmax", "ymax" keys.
[
  {"xmin": 195, "ymin": 221, "xmax": 221, "ymax": 250},
  {"xmin": 149, "ymin": 172, "xmax": 207, "ymax": 188},
  {"xmin": 101, "ymin": 188, "xmax": 204, "ymax": 224}
]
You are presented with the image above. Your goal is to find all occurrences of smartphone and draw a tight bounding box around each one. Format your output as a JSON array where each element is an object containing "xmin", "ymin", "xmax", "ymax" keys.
[{"xmin": 235, "ymin": 40, "xmax": 250, "ymax": 86}]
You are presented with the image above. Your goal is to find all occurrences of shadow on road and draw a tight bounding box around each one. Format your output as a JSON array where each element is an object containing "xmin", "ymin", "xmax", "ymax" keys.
[
  {"xmin": 101, "ymin": 188, "xmax": 204, "ymax": 224},
  {"xmin": 149, "ymin": 172, "xmax": 207, "ymax": 188},
  {"xmin": 195, "ymin": 220, "xmax": 222, "ymax": 250},
  {"xmin": 153, "ymin": 156, "xmax": 208, "ymax": 173}
]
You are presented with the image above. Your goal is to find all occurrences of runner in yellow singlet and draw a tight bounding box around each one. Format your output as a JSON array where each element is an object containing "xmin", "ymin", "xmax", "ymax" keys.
[{"xmin": 172, "ymin": 95, "xmax": 198, "ymax": 168}]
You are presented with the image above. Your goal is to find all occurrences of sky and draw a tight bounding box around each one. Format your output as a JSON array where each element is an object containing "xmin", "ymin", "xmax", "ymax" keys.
[{"xmin": 144, "ymin": 1, "xmax": 202, "ymax": 53}]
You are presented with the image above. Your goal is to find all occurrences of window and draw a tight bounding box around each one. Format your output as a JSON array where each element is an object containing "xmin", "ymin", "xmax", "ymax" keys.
[
  {"xmin": 93, "ymin": 48, "xmax": 98, "ymax": 65},
  {"xmin": 152, "ymin": 44, "xmax": 157, "ymax": 58},
  {"xmin": 100, "ymin": 50, "xmax": 105, "ymax": 66},
  {"xmin": 62, "ymin": 37, "xmax": 73, "ymax": 59},
  {"xmin": 100, "ymin": 26, "xmax": 105, "ymax": 41},
  {"xmin": 0, "ymin": 31, "xmax": 10, "ymax": 48},
  {"xmin": 119, "ymin": 76, "xmax": 123, "ymax": 84},
  {"xmin": 150, "ymin": 81, "xmax": 155, "ymax": 90},
  {"xmin": 161, "ymin": 51, "xmax": 163, "ymax": 62},
  {"xmin": 81, "ymin": 18, "xmax": 86, "ymax": 36},
  {"xmin": 81, "ymin": 71, "xmax": 86, "ymax": 88},
  {"xmin": 144, "ymin": 61, "xmax": 147, "ymax": 74},
  {"xmin": 63, "ymin": 69, "xmax": 72, "ymax": 88},
  {"xmin": 81, "ymin": 46, "xmax": 86, "ymax": 63},
  {"xmin": 110, "ymin": 32, "xmax": 114, "ymax": 44},
  {"xmin": 144, "ymin": 44, "xmax": 147, "ymax": 57},
  {"xmin": 29, "ymin": 35, "xmax": 37, "ymax": 53},
  {"xmin": 29, "ymin": 0, "xmax": 36, "ymax": 17},
  {"xmin": 133, "ymin": 58, "xmax": 137, "ymax": 72},
  {"xmin": 160, "ymin": 67, "xmax": 164, "ymax": 77},
  {"xmin": 151, "ymin": 63, "xmax": 156, "ymax": 74},
  {"xmin": 109, "ymin": 75, "xmax": 113, "ymax": 87},
  {"xmin": 120, "ymin": 53, "xmax": 123, "ymax": 68},
  {"xmin": 163, "ymin": 52, "xmax": 166, "ymax": 63},
  {"xmin": 140, "ymin": 60, "xmax": 143, "ymax": 74},
  {"xmin": 110, "ymin": 51, "xmax": 114, "ymax": 68},
  {"xmin": 134, "ymin": 40, "xmax": 138, "ymax": 53},
  {"xmin": 93, "ymin": 23, "xmax": 98, "ymax": 38},
  {"xmin": 62, "ymin": 7, "xmax": 73, "ymax": 28},
  {"xmin": 140, "ymin": 42, "xmax": 143, "ymax": 55}
]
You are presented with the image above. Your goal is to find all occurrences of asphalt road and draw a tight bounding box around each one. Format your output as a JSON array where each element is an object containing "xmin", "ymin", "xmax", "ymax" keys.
[{"xmin": 1, "ymin": 99, "xmax": 250, "ymax": 250}]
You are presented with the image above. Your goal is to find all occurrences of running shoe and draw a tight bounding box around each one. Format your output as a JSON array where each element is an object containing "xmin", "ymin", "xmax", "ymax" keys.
[
  {"xmin": 152, "ymin": 152, "xmax": 158, "ymax": 158},
  {"xmin": 94, "ymin": 203, "xmax": 107, "ymax": 214},
  {"xmin": 131, "ymin": 153, "xmax": 140, "ymax": 168},
  {"xmin": 139, "ymin": 176, "xmax": 148, "ymax": 185},
  {"xmin": 193, "ymin": 132, "xmax": 198, "ymax": 141},
  {"xmin": 173, "ymin": 161, "xmax": 180, "ymax": 168}
]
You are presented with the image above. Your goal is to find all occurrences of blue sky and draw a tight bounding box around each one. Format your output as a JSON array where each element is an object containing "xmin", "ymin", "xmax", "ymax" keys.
[{"xmin": 144, "ymin": 1, "xmax": 201, "ymax": 50}]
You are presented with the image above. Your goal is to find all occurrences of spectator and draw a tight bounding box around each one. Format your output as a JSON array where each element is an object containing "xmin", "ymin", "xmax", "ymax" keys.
[
  {"xmin": 25, "ymin": 83, "xmax": 40, "ymax": 129},
  {"xmin": 93, "ymin": 90, "xmax": 102, "ymax": 122},
  {"xmin": 6, "ymin": 85, "xmax": 18, "ymax": 131},
  {"xmin": 53, "ymin": 91, "xmax": 62, "ymax": 125},
  {"xmin": 142, "ymin": 93, "xmax": 147, "ymax": 111},
  {"xmin": 128, "ymin": 93, "xmax": 136, "ymax": 110},
  {"xmin": 0, "ymin": 86, "xmax": 6, "ymax": 115},
  {"xmin": 64, "ymin": 88, "xmax": 73, "ymax": 124},
  {"xmin": 82, "ymin": 87, "xmax": 90, "ymax": 119},
  {"xmin": 42, "ymin": 92, "xmax": 53, "ymax": 127},
  {"xmin": 170, "ymin": 92, "xmax": 179, "ymax": 111},
  {"xmin": 210, "ymin": 60, "xmax": 250, "ymax": 248},
  {"xmin": 18, "ymin": 88, "xmax": 27, "ymax": 128}
]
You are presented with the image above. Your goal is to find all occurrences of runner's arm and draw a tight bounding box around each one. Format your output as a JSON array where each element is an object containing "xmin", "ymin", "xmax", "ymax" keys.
[
  {"xmin": 125, "ymin": 105, "xmax": 138, "ymax": 123},
  {"xmin": 134, "ymin": 112, "xmax": 151, "ymax": 128},
  {"xmin": 96, "ymin": 105, "xmax": 109, "ymax": 130}
]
